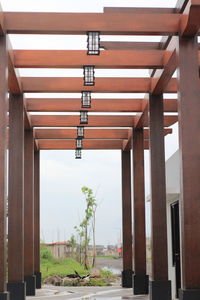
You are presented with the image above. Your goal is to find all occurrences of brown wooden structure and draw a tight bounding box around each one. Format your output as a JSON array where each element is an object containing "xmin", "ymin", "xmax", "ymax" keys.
[{"xmin": 0, "ymin": 0, "xmax": 200, "ymax": 299}]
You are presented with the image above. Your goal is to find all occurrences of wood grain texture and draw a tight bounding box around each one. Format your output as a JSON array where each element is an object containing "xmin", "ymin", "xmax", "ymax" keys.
[
  {"xmin": 0, "ymin": 35, "xmax": 8, "ymax": 292},
  {"xmin": 26, "ymin": 98, "xmax": 177, "ymax": 113},
  {"xmin": 177, "ymin": 35, "xmax": 200, "ymax": 289},
  {"xmin": 24, "ymin": 130, "xmax": 34, "ymax": 277},
  {"xmin": 149, "ymin": 94, "xmax": 168, "ymax": 281},
  {"xmin": 8, "ymin": 94, "xmax": 24, "ymax": 283},
  {"xmin": 132, "ymin": 128, "xmax": 146, "ymax": 275},
  {"xmin": 34, "ymin": 151, "xmax": 40, "ymax": 273},
  {"xmin": 4, "ymin": 12, "xmax": 180, "ymax": 35},
  {"xmin": 121, "ymin": 150, "xmax": 133, "ymax": 272}
]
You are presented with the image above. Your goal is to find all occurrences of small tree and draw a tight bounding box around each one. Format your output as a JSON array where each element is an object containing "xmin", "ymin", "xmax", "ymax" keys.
[{"xmin": 81, "ymin": 187, "xmax": 97, "ymax": 269}]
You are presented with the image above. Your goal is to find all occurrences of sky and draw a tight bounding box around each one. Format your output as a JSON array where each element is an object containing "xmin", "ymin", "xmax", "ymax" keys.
[{"xmin": 2, "ymin": 0, "xmax": 179, "ymax": 245}]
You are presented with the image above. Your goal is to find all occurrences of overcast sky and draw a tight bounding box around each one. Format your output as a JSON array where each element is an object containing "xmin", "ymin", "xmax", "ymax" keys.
[{"xmin": 2, "ymin": 0, "xmax": 179, "ymax": 245}]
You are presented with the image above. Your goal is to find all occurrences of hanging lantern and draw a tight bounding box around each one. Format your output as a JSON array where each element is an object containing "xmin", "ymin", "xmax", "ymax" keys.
[
  {"xmin": 82, "ymin": 91, "xmax": 91, "ymax": 108},
  {"xmin": 76, "ymin": 138, "xmax": 82, "ymax": 149},
  {"xmin": 80, "ymin": 111, "xmax": 88, "ymax": 124},
  {"xmin": 87, "ymin": 31, "xmax": 100, "ymax": 55},
  {"xmin": 83, "ymin": 66, "xmax": 95, "ymax": 86},
  {"xmin": 77, "ymin": 126, "xmax": 84, "ymax": 138},
  {"xmin": 75, "ymin": 148, "xmax": 82, "ymax": 159}
]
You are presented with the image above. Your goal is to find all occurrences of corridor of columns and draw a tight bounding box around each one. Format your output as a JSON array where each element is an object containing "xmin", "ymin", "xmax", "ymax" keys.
[{"xmin": 0, "ymin": 0, "xmax": 200, "ymax": 300}]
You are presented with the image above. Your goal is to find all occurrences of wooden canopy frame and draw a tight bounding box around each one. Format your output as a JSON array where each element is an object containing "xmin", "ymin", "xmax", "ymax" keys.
[{"xmin": 1, "ymin": 1, "xmax": 200, "ymax": 300}]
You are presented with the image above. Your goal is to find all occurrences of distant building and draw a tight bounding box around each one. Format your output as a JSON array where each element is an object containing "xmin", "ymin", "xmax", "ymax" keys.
[{"xmin": 46, "ymin": 241, "xmax": 75, "ymax": 259}]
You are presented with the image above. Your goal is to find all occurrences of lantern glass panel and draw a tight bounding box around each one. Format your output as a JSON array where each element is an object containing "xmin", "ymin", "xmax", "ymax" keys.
[
  {"xmin": 77, "ymin": 126, "xmax": 84, "ymax": 138},
  {"xmin": 76, "ymin": 138, "xmax": 82, "ymax": 149},
  {"xmin": 82, "ymin": 91, "xmax": 91, "ymax": 108},
  {"xmin": 75, "ymin": 149, "xmax": 82, "ymax": 159},
  {"xmin": 83, "ymin": 66, "xmax": 95, "ymax": 86},
  {"xmin": 80, "ymin": 111, "xmax": 88, "ymax": 124},
  {"xmin": 87, "ymin": 32, "xmax": 100, "ymax": 55}
]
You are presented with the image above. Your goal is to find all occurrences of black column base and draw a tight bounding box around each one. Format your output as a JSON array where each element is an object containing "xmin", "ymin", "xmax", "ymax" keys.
[
  {"xmin": 150, "ymin": 280, "xmax": 171, "ymax": 300},
  {"xmin": 34, "ymin": 272, "xmax": 42, "ymax": 289},
  {"xmin": 24, "ymin": 275, "xmax": 36, "ymax": 296},
  {"xmin": 0, "ymin": 292, "xmax": 9, "ymax": 300},
  {"xmin": 122, "ymin": 270, "xmax": 133, "ymax": 288},
  {"xmin": 133, "ymin": 274, "xmax": 149, "ymax": 295},
  {"xmin": 179, "ymin": 289, "xmax": 200, "ymax": 300},
  {"xmin": 7, "ymin": 281, "xmax": 26, "ymax": 300}
]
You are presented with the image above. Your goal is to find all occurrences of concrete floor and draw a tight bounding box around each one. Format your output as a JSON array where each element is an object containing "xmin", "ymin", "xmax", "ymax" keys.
[{"xmin": 27, "ymin": 285, "xmax": 148, "ymax": 300}]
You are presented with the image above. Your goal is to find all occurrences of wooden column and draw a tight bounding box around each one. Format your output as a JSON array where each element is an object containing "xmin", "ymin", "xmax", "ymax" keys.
[
  {"xmin": 177, "ymin": 35, "xmax": 200, "ymax": 300},
  {"xmin": 132, "ymin": 128, "xmax": 149, "ymax": 295},
  {"xmin": 149, "ymin": 93, "xmax": 171, "ymax": 300},
  {"xmin": 34, "ymin": 150, "xmax": 41, "ymax": 289},
  {"xmin": 24, "ymin": 129, "xmax": 36, "ymax": 296},
  {"xmin": 121, "ymin": 150, "xmax": 133, "ymax": 288},
  {"xmin": 8, "ymin": 93, "xmax": 26, "ymax": 300},
  {"xmin": 0, "ymin": 35, "xmax": 9, "ymax": 300}
]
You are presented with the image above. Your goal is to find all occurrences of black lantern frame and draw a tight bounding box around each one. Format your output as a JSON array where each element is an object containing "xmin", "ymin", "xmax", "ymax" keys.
[
  {"xmin": 77, "ymin": 126, "xmax": 84, "ymax": 138},
  {"xmin": 80, "ymin": 111, "xmax": 88, "ymax": 124},
  {"xmin": 76, "ymin": 138, "xmax": 82, "ymax": 149},
  {"xmin": 81, "ymin": 91, "xmax": 91, "ymax": 108},
  {"xmin": 75, "ymin": 148, "xmax": 82, "ymax": 159},
  {"xmin": 83, "ymin": 66, "xmax": 95, "ymax": 86},
  {"xmin": 87, "ymin": 31, "xmax": 100, "ymax": 55}
]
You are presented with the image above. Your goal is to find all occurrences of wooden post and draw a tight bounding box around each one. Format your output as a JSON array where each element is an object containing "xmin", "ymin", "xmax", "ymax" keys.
[
  {"xmin": 0, "ymin": 35, "xmax": 9, "ymax": 300},
  {"xmin": 121, "ymin": 150, "xmax": 133, "ymax": 287},
  {"xmin": 177, "ymin": 35, "xmax": 200, "ymax": 300},
  {"xmin": 34, "ymin": 150, "xmax": 41, "ymax": 289},
  {"xmin": 8, "ymin": 94, "xmax": 26, "ymax": 300},
  {"xmin": 24, "ymin": 130, "xmax": 36, "ymax": 296},
  {"xmin": 132, "ymin": 128, "xmax": 149, "ymax": 295},
  {"xmin": 149, "ymin": 93, "xmax": 171, "ymax": 300}
]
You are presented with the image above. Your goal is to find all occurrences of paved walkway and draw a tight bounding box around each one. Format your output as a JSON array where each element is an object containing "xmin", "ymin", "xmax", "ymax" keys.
[{"xmin": 27, "ymin": 286, "xmax": 148, "ymax": 300}]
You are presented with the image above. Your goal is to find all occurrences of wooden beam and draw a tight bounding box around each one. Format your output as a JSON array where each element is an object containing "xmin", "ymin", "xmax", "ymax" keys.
[
  {"xmin": 132, "ymin": 128, "xmax": 148, "ymax": 295},
  {"xmin": 0, "ymin": 3, "xmax": 5, "ymax": 35},
  {"xmin": 34, "ymin": 150, "xmax": 41, "ymax": 289},
  {"xmin": 34, "ymin": 128, "xmax": 172, "ymax": 140},
  {"xmin": 0, "ymin": 35, "xmax": 8, "ymax": 297},
  {"xmin": 38, "ymin": 139, "xmax": 124, "ymax": 150},
  {"xmin": 121, "ymin": 150, "xmax": 133, "ymax": 288},
  {"xmin": 21, "ymin": 77, "xmax": 177, "ymax": 93},
  {"xmin": 24, "ymin": 129, "xmax": 35, "ymax": 296},
  {"xmin": 180, "ymin": 0, "xmax": 200, "ymax": 36},
  {"xmin": 31, "ymin": 115, "xmax": 135, "ymax": 127},
  {"xmin": 13, "ymin": 49, "xmax": 166, "ymax": 69},
  {"xmin": 30, "ymin": 115, "xmax": 177, "ymax": 128},
  {"xmin": 8, "ymin": 94, "xmax": 26, "ymax": 299},
  {"xmin": 104, "ymin": 7, "xmax": 176, "ymax": 14},
  {"xmin": 151, "ymin": 37, "xmax": 177, "ymax": 94},
  {"xmin": 149, "ymin": 94, "xmax": 171, "ymax": 299},
  {"xmin": 35, "ymin": 129, "xmax": 129, "ymax": 139},
  {"xmin": 100, "ymin": 41, "xmax": 162, "ymax": 50},
  {"xmin": 4, "ymin": 12, "xmax": 180, "ymax": 35},
  {"xmin": 26, "ymin": 98, "xmax": 177, "ymax": 113},
  {"xmin": 177, "ymin": 35, "xmax": 200, "ymax": 297},
  {"xmin": 7, "ymin": 37, "xmax": 22, "ymax": 94}
]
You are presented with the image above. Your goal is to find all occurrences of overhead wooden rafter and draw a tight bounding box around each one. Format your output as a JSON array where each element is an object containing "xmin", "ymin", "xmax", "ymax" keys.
[{"xmin": 3, "ymin": 0, "xmax": 199, "ymax": 151}]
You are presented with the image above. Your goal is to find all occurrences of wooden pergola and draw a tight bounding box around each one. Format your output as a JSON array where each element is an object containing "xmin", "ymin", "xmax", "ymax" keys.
[{"xmin": 0, "ymin": 0, "xmax": 200, "ymax": 300}]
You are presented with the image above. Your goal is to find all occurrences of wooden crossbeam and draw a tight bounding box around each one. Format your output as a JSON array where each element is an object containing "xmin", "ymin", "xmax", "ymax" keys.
[
  {"xmin": 34, "ymin": 128, "xmax": 172, "ymax": 140},
  {"xmin": 30, "ymin": 115, "xmax": 177, "ymax": 128},
  {"xmin": 180, "ymin": 0, "xmax": 200, "ymax": 36},
  {"xmin": 3, "ymin": 12, "xmax": 180, "ymax": 35},
  {"xmin": 13, "ymin": 49, "xmax": 166, "ymax": 69},
  {"xmin": 20, "ymin": 77, "xmax": 177, "ymax": 93},
  {"xmin": 104, "ymin": 7, "xmax": 176, "ymax": 14},
  {"xmin": 37, "ymin": 139, "xmax": 152, "ymax": 150},
  {"xmin": 26, "ymin": 98, "xmax": 177, "ymax": 113},
  {"xmin": 101, "ymin": 42, "xmax": 163, "ymax": 50}
]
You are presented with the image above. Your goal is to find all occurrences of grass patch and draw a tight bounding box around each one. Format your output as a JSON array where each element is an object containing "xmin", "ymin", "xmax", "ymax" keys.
[
  {"xmin": 40, "ymin": 245, "xmax": 116, "ymax": 286},
  {"xmin": 41, "ymin": 245, "xmax": 88, "ymax": 280}
]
